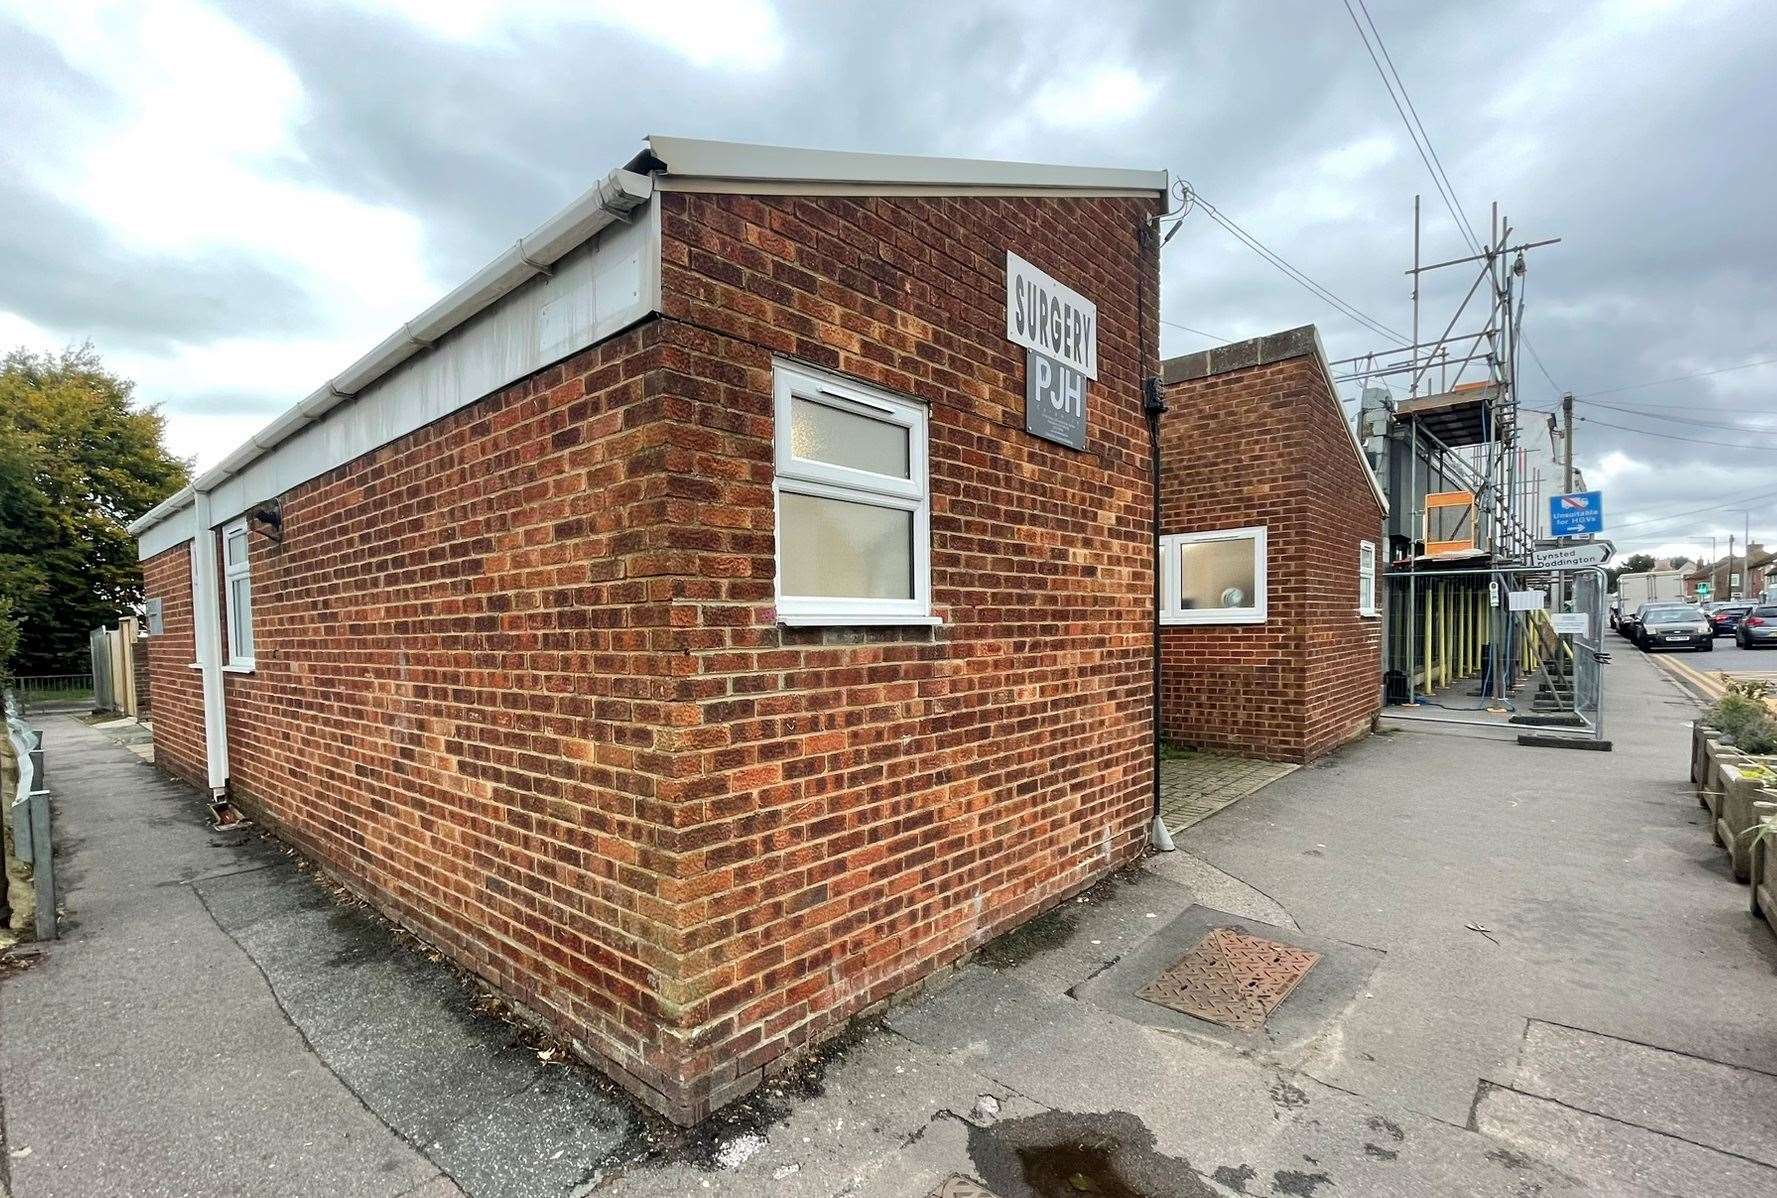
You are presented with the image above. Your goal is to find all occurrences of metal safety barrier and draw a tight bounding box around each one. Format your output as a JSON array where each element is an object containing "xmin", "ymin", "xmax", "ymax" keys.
[{"xmin": 4, "ymin": 691, "xmax": 57, "ymax": 940}]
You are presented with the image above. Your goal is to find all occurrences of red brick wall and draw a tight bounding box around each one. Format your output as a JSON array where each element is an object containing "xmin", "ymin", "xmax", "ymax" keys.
[
  {"xmin": 140, "ymin": 187, "xmax": 1161, "ymax": 1123},
  {"xmin": 649, "ymin": 188, "xmax": 1159, "ymax": 1116},
  {"xmin": 1158, "ymin": 354, "xmax": 1383, "ymax": 762},
  {"xmin": 142, "ymin": 544, "xmax": 206, "ymax": 787}
]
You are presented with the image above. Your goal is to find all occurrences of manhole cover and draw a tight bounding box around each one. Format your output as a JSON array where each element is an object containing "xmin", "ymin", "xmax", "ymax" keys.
[
  {"xmin": 928, "ymin": 1176, "xmax": 997, "ymax": 1198},
  {"xmin": 1136, "ymin": 926, "xmax": 1320, "ymax": 1032}
]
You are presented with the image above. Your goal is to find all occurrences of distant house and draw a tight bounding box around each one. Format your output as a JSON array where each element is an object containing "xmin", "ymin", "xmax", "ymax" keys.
[{"xmin": 1687, "ymin": 544, "xmax": 1769, "ymax": 600}]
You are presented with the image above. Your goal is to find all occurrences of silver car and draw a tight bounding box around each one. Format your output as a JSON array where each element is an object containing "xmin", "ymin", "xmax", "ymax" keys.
[
  {"xmin": 1636, "ymin": 603, "xmax": 1713, "ymax": 652},
  {"xmin": 1736, "ymin": 605, "xmax": 1777, "ymax": 649}
]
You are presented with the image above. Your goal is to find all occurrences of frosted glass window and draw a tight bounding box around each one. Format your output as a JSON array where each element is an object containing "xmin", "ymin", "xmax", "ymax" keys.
[
  {"xmin": 791, "ymin": 397, "xmax": 910, "ymax": 479},
  {"xmin": 1160, "ymin": 526, "xmax": 1268, "ymax": 625},
  {"xmin": 222, "ymin": 518, "xmax": 255, "ymax": 666},
  {"xmin": 772, "ymin": 362, "xmax": 930, "ymax": 625},
  {"xmin": 779, "ymin": 493, "xmax": 913, "ymax": 599},
  {"xmin": 1180, "ymin": 539, "xmax": 1257, "ymax": 611}
]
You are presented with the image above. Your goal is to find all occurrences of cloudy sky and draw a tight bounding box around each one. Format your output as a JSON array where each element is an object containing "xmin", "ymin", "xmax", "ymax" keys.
[{"xmin": 3, "ymin": 0, "xmax": 1773, "ymax": 562}]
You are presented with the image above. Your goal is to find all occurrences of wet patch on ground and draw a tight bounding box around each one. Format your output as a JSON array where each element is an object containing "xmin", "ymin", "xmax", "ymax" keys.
[
  {"xmin": 965, "ymin": 1108, "xmax": 1216, "ymax": 1197},
  {"xmin": 1271, "ymin": 1167, "xmax": 1335, "ymax": 1196}
]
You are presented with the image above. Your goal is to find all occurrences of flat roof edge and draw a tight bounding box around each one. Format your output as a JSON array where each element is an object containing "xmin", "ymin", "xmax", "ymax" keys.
[
  {"xmin": 1160, "ymin": 325, "xmax": 1320, "ymax": 384},
  {"xmin": 646, "ymin": 135, "xmax": 1168, "ymax": 196}
]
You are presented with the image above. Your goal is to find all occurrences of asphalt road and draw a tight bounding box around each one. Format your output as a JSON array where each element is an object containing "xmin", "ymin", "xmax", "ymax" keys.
[{"xmin": 1621, "ymin": 627, "xmax": 1777, "ymax": 674}]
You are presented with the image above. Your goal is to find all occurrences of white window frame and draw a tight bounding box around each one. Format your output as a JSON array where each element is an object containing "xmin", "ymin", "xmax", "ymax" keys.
[
  {"xmin": 772, "ymin": 361, "xmax": 934, "ymax": 626},
  {"xmin": 1160, "ymin": 525, "xmax": 1268, "ymax": 626},
  {"xmin": 1358, "ymin": 539, "xmax": 1379, "ymax": 617},
  {"xmin": 222, "ymin": 518, "xmax": 255, "ymax": 670}
]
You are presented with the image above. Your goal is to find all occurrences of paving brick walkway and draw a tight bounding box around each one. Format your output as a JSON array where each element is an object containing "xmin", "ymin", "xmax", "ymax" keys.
[{"xmin": 1158, "ymin": 750, "xmax": 1297, "ymax": 833}]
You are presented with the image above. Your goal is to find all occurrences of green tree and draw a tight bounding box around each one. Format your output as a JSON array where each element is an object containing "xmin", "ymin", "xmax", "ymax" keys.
[
  {"xmin": 1668, "ymin": 555, "xmax": 1692, "ymax": 569},
  {"xmin": 1607, "ymin": 553, "xmax": 1658, "ymax": 589},
  {"xmin": 0, "ymin": 345, "xmax": 189, "ymax": 674}
]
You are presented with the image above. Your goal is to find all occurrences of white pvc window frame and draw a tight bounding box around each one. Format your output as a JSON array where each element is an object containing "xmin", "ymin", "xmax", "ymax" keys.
[
  {"xmin": 771, "ymin": 360, "xmax": 934, "ymax": 626},
  {"xmin": 221, "ymin": 518, "xmax": 255, "ymax": 669},
  {"xmin": 1160, "ymin": 525, "xmax": 1268, "ymax": 626},
  {"xmin": 1358, "ymin": 539, "xmax": 1379, "ymax": 617}
]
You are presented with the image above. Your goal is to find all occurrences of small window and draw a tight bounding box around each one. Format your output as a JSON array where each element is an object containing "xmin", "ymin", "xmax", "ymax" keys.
[
  {"xmin": 1160, "ymin": 526, "xmax": 1267, "ymax": 625},
  {"xmin": 222, "ymin": 519, "xmax": 254, "ymax": 668},
  {"xmin": 144, "ymin": 597, "xmax": 165, "ymax": 637},
  {"xmin": 1358, "ymin": 540, "xmax": 1378, "ymax": 617},
  {"xmin": 773, "ymin": 361, "xmax": 931, "ymax": 625}
]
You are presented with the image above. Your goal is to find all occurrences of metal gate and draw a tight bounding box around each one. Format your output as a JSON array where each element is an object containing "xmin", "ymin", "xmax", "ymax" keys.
[{"xmin": 1382, "ymin": 563, "xmax": 1609, "ymax": 744}]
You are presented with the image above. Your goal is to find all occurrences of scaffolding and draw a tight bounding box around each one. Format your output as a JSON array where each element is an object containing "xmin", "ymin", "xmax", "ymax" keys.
[{"xmin": 1337, "ymin": 197, "xmax": 1587, "ymax": 730}]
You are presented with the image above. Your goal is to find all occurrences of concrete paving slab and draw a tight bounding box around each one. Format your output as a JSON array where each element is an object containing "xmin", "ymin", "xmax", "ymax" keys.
[
  {"xmin": 1506, "ymin": 1020, "xmax": 1777, "ymax": 1168},
  {"xmin": 1475, "ymin": 1082, "xmax": 1776, "ymax": 1197},
  {"xmin": 1181, "ymin": 649, "xmax": 1777, "ymax": 1131},
  {"xmin": 1071, "ymin": 906, "xmax": 1384, "ymax": 1063}
]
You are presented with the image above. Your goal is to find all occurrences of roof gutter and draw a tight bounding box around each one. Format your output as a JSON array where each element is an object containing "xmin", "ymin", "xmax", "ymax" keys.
[{"xmin": 130, "ymin": 166, "xmax": 654, "ymax": 538}]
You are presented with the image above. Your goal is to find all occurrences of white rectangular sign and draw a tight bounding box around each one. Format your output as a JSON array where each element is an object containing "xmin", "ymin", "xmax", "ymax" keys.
[
  {"xmin": 1532, "ymin": 543, "xmax": 1612, "ymax": 569},
  {"xmin": 1551, "ymin": 612, "xmax": 1590, "ymax": 637},
  {"xmin": 1507, "ymin": 590, "xmax": 1547, "ymax": 612},
  {"xmin": 1006, "ymin": 251, "xmax": 1098, "ymax": 379}
]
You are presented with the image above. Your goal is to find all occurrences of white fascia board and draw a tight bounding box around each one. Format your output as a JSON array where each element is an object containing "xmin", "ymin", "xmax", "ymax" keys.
[
  {"xmin": 137, "ymin": 499, "xmax": 197, "ymax": 560},
  {"xmin": 131, "ymin": 168, "xmax": 656, "ymax": 556},
  {"xmin": 202, "ymin": 214, "xmax": 655, "ymax": 532},
  {"xmin": 645, "ymin": 135, "xmax": 1168, "ymax": 197}
]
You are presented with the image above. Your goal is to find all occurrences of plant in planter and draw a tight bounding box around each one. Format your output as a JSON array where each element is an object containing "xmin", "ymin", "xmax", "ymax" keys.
[
  {"xmin": 1699, "ymin": 692, "xmax": 1776, "ymax": 813},
  {"xmin": 1720, "ymin": 760, "xmax": 1777, "ymax": 880}
]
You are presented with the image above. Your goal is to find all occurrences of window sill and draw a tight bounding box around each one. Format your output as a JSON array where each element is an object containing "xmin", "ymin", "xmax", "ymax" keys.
[
  {"xmin": 777, "ymin": 614, "xmax": 943, "ymax": 628},
  {"xmin": 222, "ymin": 663, "xmax": 256, "ymax": 675},
  {"xmin": 1358, "ymin": 610, "xmax": 1380, "ymax": 619},
  {"xmin": 1161, "ymin": 613, "xmax": 1267, "ymax": 627}
]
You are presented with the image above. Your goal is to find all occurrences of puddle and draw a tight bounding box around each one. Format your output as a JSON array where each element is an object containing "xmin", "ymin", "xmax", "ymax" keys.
[{"xmin": 967, "ymin": 1109, "xmax": 1215, "ymax": 1198}]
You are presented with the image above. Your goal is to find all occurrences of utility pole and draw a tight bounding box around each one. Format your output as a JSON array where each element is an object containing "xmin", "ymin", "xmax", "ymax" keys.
[{"xmin": 1561, "ymin": 392, "xmax": 1574, "ymax": 498}]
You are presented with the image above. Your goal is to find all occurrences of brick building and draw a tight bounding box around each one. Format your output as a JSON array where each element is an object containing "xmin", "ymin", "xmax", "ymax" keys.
[
  {"xmin": 1156, "ymin": 327, "xmax": 1388, "ymax": 762},
  {"xmin": 130, "ymin": 138, "xmax": 1168, "ymax": 1122}
]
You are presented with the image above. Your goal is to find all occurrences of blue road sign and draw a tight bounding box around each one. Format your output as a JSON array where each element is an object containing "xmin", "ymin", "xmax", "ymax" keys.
[{"xmin": 1549, "ymin": 490, "xmax": 1603, "ymax": 536}]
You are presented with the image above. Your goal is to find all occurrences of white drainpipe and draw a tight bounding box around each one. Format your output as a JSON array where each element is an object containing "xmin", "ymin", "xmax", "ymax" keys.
[{"xmin": 188, "ymin": 489, "xmax": 230, "ymax": 798}]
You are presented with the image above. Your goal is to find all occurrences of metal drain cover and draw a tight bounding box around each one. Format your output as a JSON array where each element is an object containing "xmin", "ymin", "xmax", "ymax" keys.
[
  {"xmin": 928, "ymin": 1177, "xmax": 996, "ymax": 1198},
  {"xmin": 1136, "ymin": 926, "xmax": 1321, "ymax": 1032}
]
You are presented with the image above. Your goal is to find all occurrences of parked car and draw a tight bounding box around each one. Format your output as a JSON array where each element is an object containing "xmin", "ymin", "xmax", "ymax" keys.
[
  {"xmin": 1709, "ymin": 602, "xmax": 1754, "ymax": 637},
  {"xmin": 1636, "ymin": 603, "xmax": 1713, "ymax": 652},
  {"xmin": 1736, "ymin": 605, "xmax": 1777, "ymax": 649}
]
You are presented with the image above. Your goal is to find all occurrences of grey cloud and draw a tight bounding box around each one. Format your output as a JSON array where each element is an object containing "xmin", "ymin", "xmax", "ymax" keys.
[{"xmin": 6, "ymin": 0, "xmax": 1774, "ymax": 553}]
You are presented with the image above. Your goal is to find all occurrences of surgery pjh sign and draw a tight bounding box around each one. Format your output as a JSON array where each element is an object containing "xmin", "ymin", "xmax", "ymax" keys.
[
  {"xmin": 1007, "ymin": 252, "xmax": 1097, "ymax": 379},
  {"xmin": 1008, "ymin": 251, "xmax": 1096, "ymax": 450},
  {"xmin": 1025, "ymin": 350, "xmax": 1087, "ymax": 450},
  {"xmin": 1549, "ymin": 490, "xmax": 1603, "ymax": 537}
]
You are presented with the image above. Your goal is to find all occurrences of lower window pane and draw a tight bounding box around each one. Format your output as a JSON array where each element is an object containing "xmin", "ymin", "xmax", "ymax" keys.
[
  {"xmin": 1180, "ymin": 539, "xmax": 1257, "ymax": 610},
  {"xmin": 229, "ymin": 577, "xmax": 254, "ymax": 658},
  {"xmin": 780, "ymin": 492, "xmax": 913, "ymax": 600}
]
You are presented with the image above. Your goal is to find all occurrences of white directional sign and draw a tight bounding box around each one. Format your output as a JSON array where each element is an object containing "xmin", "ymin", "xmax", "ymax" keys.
[{"xmin": 1532, "ymin": 541, "xmax": 1614, "ymax": 570}]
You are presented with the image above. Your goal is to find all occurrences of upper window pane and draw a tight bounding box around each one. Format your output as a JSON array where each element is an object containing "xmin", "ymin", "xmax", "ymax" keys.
[
  {"xmin": 224, "ymin": 529, "xmax": 248, "ymax": 567},
  {"xmin": 791, "ymin": 397, "xmax": 910, "ymax": 479},
  {"xmin": 1180, "ymin": 538, "xmax": 1258, "ymax": 611},
  {"xmin": 779, "ymin": 492, "xmax": 913, "ymax": 599}
]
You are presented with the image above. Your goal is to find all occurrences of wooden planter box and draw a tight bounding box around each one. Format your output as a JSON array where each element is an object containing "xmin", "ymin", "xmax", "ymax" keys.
[{"xmin": 1714, "ymin": 766, "xmax": 1777, "ymax": 881}]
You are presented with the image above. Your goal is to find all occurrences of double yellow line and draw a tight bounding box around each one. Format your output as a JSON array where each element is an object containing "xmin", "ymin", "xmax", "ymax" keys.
[
  {"xmin": 1655, "ymin": 652, "xmax": 1730, "ymax": 702},
  {"xmin": 1655, "ymin": 652, "xmax": 1777, "ymax": 711}
]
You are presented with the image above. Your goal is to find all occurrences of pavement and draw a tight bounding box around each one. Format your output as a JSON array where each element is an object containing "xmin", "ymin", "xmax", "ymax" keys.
[{"xmin": 5, "ymin": 646, "xmax": 1777, "ymax": 1196}]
